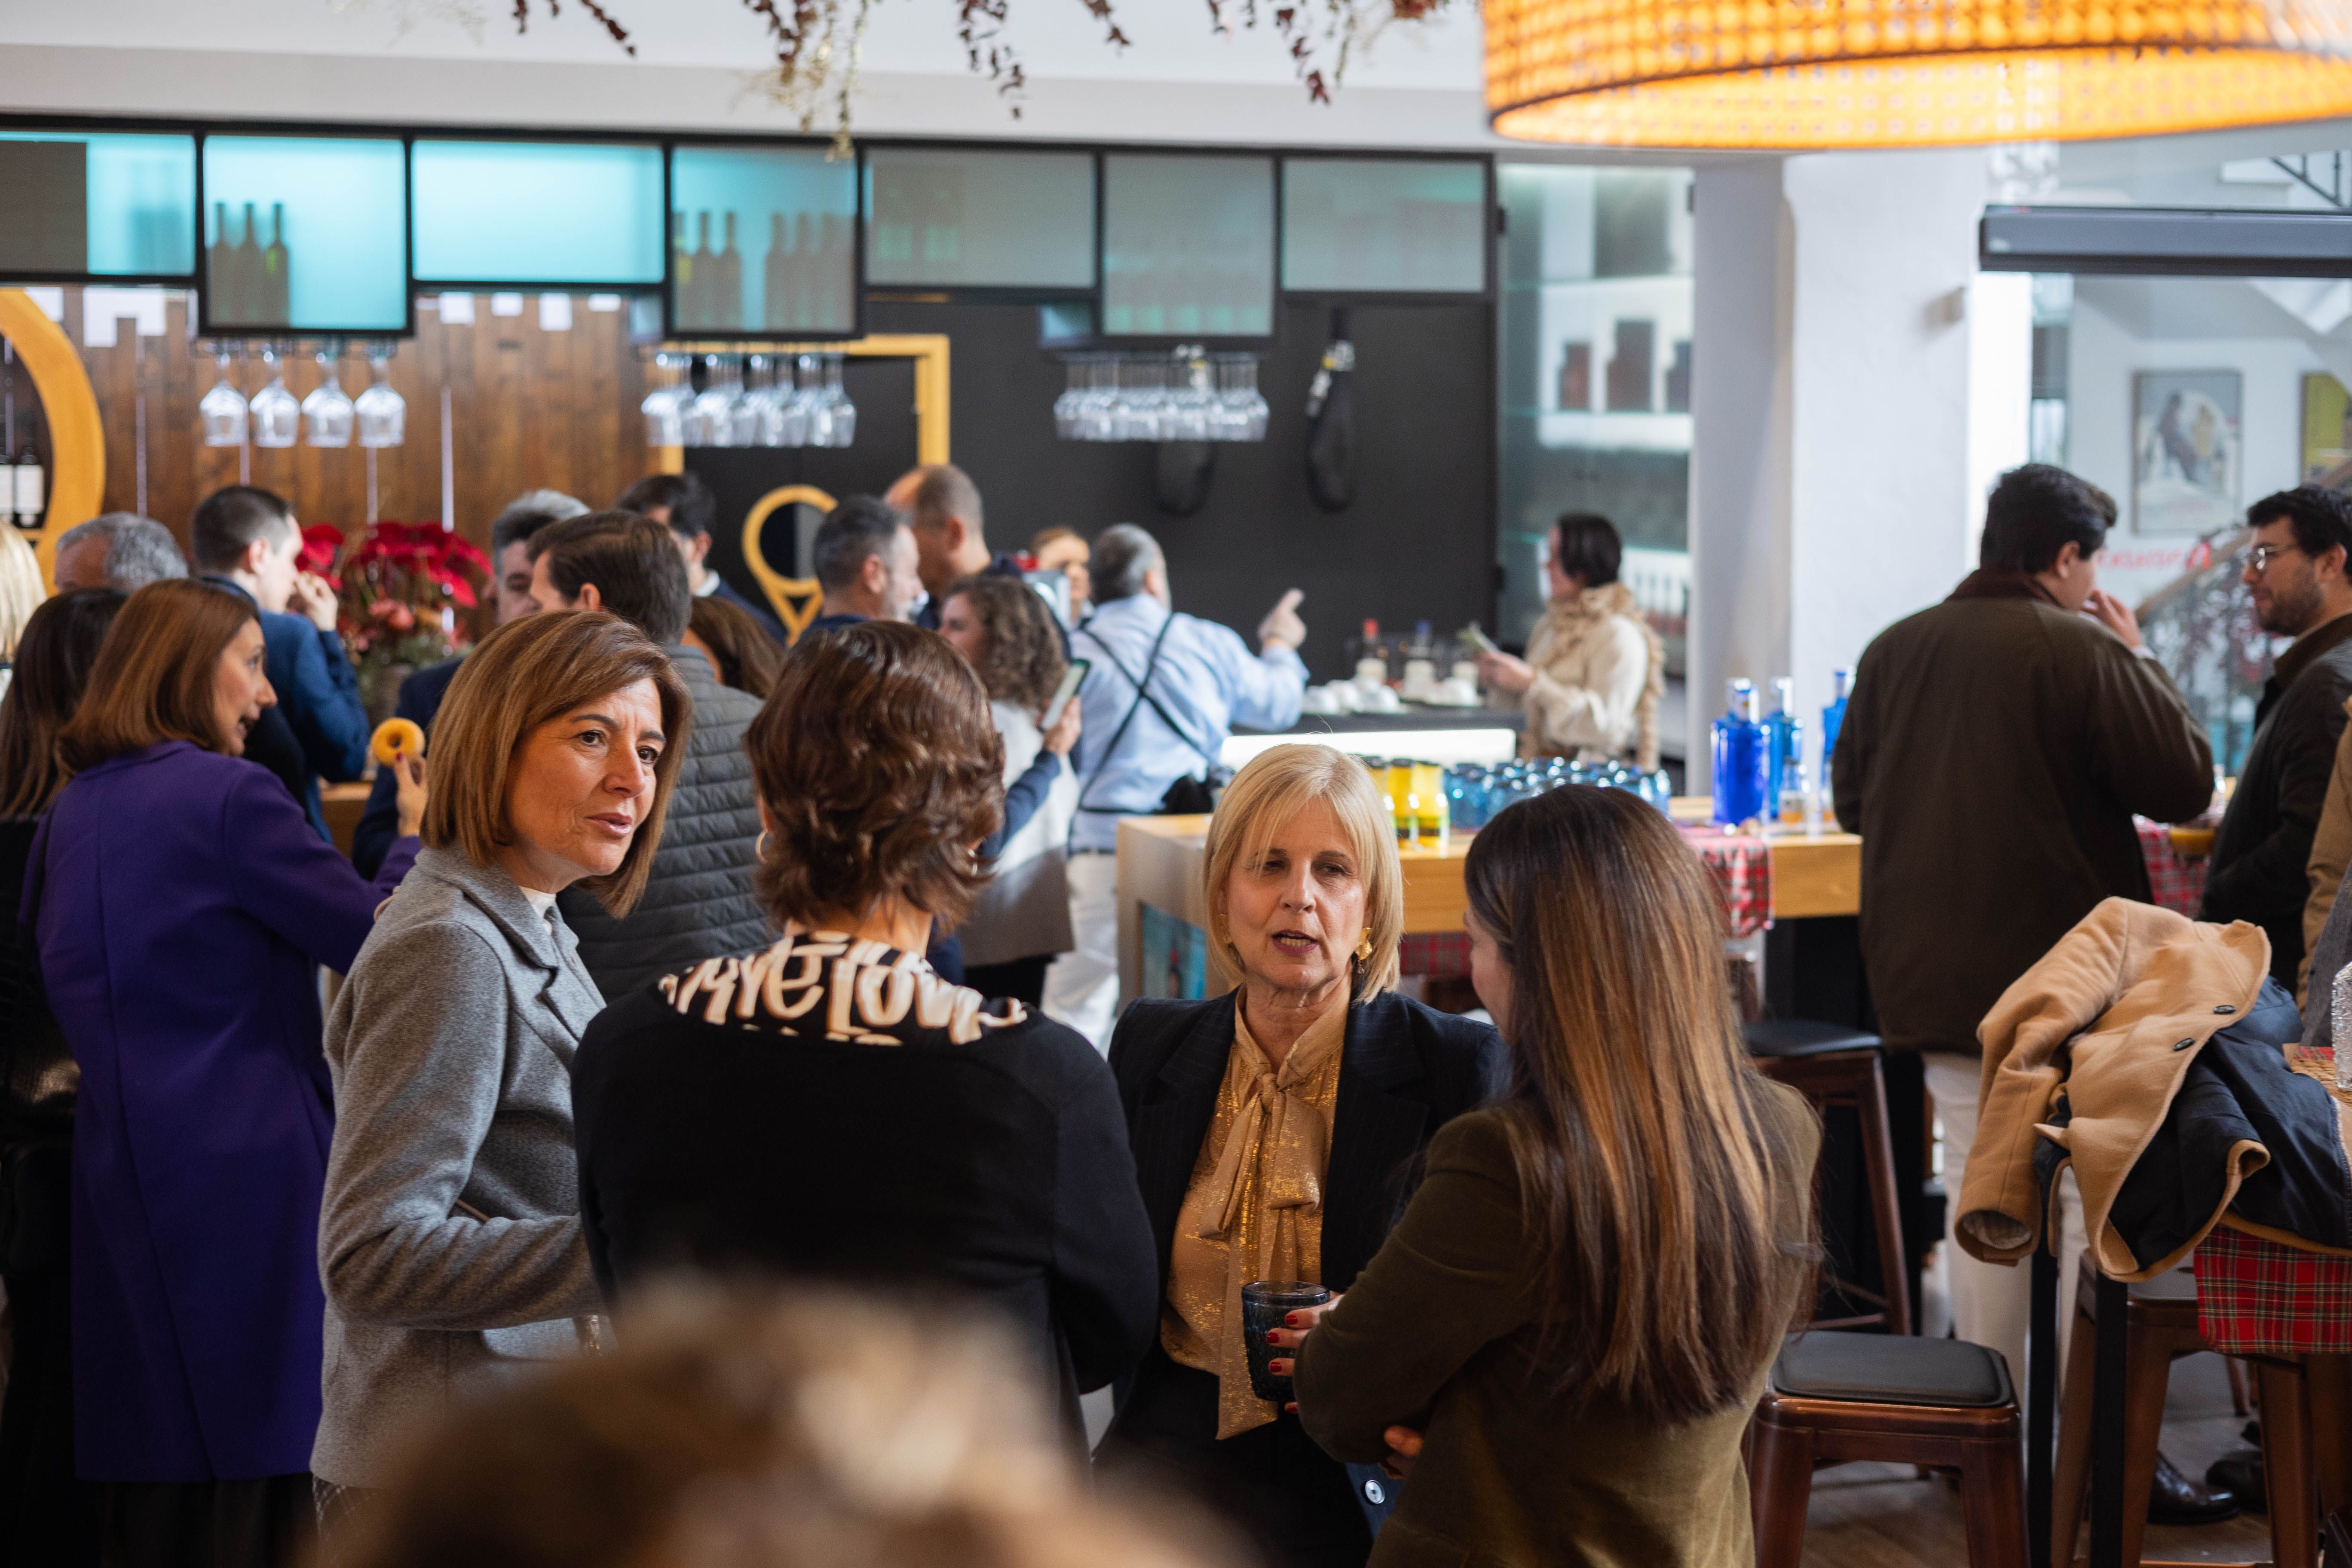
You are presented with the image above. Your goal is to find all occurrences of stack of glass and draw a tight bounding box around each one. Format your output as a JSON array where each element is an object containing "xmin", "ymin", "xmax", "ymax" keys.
[
  {"xmin": 1054, "ymin": 347, "xmax": 1268, "ymax": 442},
  {"xmin": 643, "ymin": 352, "xmax": 858, "ymax": 450},
  {"xmin": 1439, "ymin": 759, "xmax": 1675, "ymax": 832}
]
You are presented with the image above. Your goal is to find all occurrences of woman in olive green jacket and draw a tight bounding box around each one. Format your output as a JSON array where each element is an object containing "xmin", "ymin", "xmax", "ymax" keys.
[{"xmin": 1288, "ymin": 786, "xmax": 1821, "ymax": 1568}]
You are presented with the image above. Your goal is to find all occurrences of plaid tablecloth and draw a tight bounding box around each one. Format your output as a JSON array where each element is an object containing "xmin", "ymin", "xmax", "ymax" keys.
[
  {"xmin": 2137, "ymin": 818, "xmax": 2208, "ymax": 917},
  {"xmin": 2192, "ymin": 1222, "xmax": 2352, "ymax": 1356},
  {"xmin": 1681, "ymin": 826, "xmax": 1774, "ymax": 939},
  {"xmin": 1398, "ymin": 824, "xmax": 1772, "ymax": 979}
]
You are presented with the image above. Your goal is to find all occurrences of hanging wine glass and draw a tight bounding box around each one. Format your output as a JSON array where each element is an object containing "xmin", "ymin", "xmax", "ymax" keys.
[
  {"xmin": 796, "ymin": 353, "xmax": 834, "ymax": 449},
  {"xmin": 198, "ymin": 346, "xmax": 248, "ymax": 448},
  {"xmin": 691, "ymin": 354, "xmax": 744, "ymax": 449},
  {"xmin": 248, "ymin": 345, "xmax": 300, "ymax": 449},
  {"xmin": 732, "ymin": 355, "xmax": 769, "ymax": 447},
  {"xmin": 773, "ymin": 355, "xmax": 810, "ymax": 448},
  {"xmin": 1169, "ymin": 346, "xmax": 1213, "ymax": 443},
  {"xmin": 818, "ymin": 354, "xmax": 856, "ymax": 448},
  {"xmin": 355, "ymin": 345, "xmax": 407, "ymax": 449},
  {"xmin": 302, "ymin": 346, "xmax": 355, "ymax": 447},
  {"xmin": 640, "ymin": 352, "xmax": 686, "ymax": 448}
]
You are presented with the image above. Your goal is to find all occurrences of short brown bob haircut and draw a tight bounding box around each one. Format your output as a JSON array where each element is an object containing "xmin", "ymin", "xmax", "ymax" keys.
[
  {"xmin": 425, "ymin": 610, "xmax": 693, "ymax": 917},
  {"xmin": 747, "ymin": 621, "xmax": 1002, "ymax": 931},
  {"xmin": 57, "ymin": 579, "xmax": 258, "ymax": 771}
]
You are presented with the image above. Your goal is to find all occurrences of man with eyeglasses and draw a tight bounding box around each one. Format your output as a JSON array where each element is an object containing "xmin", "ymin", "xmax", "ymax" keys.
[{"xmin": 2213, "ymin": 487, "xmax": 2352, "ymax": 1000}]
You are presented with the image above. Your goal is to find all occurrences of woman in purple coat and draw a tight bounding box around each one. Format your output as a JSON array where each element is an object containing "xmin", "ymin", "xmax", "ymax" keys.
[{"xmin": 26, "ymin": 580, "xmax": 424, "ymax": 1568}]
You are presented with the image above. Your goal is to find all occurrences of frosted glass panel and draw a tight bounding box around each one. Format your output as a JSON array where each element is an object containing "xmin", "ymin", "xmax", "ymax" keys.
[
  {"xmin": 669, "ymin": 145, "xmax": 858, "ymax": 335},
  {"xmin": 0, "ymin": 132, "xmax": 195, "ymax": 276},
  {"xmin": 866, "ymin": 149, "xmax": 1093, "ymax": 288},
  {"xmin": 1283, "ymin": 159, "xmax": 1487, "ymax": 294},
  {"xmin": 413, "ymin": 140, "xmax": 664, "ymax": 284},
  {"xmin": 202, "ymin": 135, "xmax": 407, "ymax": 331},
  {"xmin": 1102, "ymin": 155, "xmax": 1274, "ymax": 339}
]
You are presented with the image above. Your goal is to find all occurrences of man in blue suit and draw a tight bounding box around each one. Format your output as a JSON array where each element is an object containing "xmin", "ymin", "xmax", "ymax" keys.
[
  {"xmin": 349, "ymin": 490, "xmax": 585, "ymax": 876},
  {"xmin": 190, "ymin": 486, "xmax": 370, "ymax": 842}
]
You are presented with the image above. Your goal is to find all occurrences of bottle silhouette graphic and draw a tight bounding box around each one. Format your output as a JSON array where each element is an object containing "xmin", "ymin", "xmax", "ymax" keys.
[
  {"xmin": 715, "ymin": 211, "xmax": 744, "ymax": 330},
  {"xmin": 820, "ymin": 214, "xmax": 851, "ymax": 331},
  {"xmin": 207, "ymin": 201, "xmax": 238, "ymax": 325},
  {"xmin": 671, "ymin": 209, "xmax": 692, "ymax": 326},
  {"xmin": 763, "ymin": 213, "xmax": 791, "ymax": 331},
  {"xmin": 793, "ymin": 214, "xmax": 819, "ymax": 329},
  {"xmin": 262, "ymin": 202, "xmax": 291, "ymax": 326},
  {"xmin": 686, "ymin": 212, "xmax": 715, "ymax": 329},
  {"xmin": 235, "ymin": 204, "xmax": 265, "ymax": 325}
]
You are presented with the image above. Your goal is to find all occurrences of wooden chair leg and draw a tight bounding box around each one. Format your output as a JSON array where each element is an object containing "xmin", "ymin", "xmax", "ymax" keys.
[
  {"xmin": 2305, "ymin": 1354, "xmax": 2352, "ymax": 1520},
  {"xmin": 2116, "ymin": 1312, "xmax": 2175, "ymax": 1568},
  {"xmin": 2259, "ymin": 1360, "xmax": 2319, "ymax": 1568},
  {"xmin": 1958, "ymin": 1431, "xmax": 2032, "ymax": 1568},
  {"xmin": 2050, "ymin": 1295, "xmax": 2100, "ymax": 1568},
  {"xmin": 2227, "ymin": 1354, "xmax": 2252, "ymax": 1418},
  {"xmin": 1856, "ymin": 1053, "xmax": 1913, "ymax": 1335},
  {"xmin": 1746, "ymin": 1415, "xmax": 1817, "ymax": 1568}
]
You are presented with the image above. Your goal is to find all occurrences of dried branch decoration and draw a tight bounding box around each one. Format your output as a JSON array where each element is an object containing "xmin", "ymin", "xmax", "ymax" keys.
[{"xmin": 365, "ymin": 0, "xmax": 1446, "ymax": 148}]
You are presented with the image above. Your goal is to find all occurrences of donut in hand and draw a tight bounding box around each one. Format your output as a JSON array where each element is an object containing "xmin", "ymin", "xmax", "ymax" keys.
[{"xmin": 371, "ymin": 717, "xmax": 425, "ymax": 767}]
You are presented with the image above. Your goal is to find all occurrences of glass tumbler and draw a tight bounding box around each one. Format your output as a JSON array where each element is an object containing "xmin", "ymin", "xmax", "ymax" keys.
[{"xmin": 1240, "ymin": 1280, "xmax": 1332, "ymax": 1402}]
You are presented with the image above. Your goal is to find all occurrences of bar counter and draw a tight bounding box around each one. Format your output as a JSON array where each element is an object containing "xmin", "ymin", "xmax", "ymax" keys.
[{"xmin": 1115, "ymin": 805, "xmax": 1861, "ymax": 1000}]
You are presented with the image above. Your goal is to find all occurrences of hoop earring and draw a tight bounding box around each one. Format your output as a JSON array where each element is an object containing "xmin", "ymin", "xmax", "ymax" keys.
[{"xmin": 754, "ymin": 830, "xmax": 769, "ymax": 862}]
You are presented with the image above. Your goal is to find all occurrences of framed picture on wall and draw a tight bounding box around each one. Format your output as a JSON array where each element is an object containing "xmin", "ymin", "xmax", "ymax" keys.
[
  {"xmin": 2133, "ymin": 370, "xmax": 2242, "ymax": 536},
  {"xmin": 2303, "ymin": 372, "xmax": 2352, "ymax": 488}
]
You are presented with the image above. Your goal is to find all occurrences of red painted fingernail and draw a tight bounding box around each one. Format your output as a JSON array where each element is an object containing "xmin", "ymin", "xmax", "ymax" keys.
[
  {"xmin": 1286, "ymin": 1313, "xmax": 1302, "ymax": 1326},
  {"xmin": 1285, "ymin": 1403, "xmax": 1298, "ymax": 1413},
  {"xmin": 1266, "ymin": 1329, "xmax": 1281, "ymax": 1344}
]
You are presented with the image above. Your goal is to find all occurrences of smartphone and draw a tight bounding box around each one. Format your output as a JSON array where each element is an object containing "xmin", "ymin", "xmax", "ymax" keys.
[
  {"xmin": 1458, "ymin": 623, "xmax": 1500, "ymax": 656},
  {"xmin": 1043, "ymin": 658, "xmax": 1090, "ymax": 730}
]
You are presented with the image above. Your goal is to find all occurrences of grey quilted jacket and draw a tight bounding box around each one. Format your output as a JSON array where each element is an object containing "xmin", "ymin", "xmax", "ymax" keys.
[{"xmin": 559, "ymin": 646, "xmax": 767, "ymax": 1000}]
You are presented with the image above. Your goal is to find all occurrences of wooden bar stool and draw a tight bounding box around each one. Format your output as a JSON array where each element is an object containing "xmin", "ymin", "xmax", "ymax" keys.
[
  {"xmin": 1749, "ymin": 1330, "xmax": 2028, "ymax": 1568},
  {"xmin": 1744, "ymin": 1019, "xmax": 1913, "ymax": 1335},
  {"xmin": 2050, "ymin": 1254, "xmax": 2348, "ymax": 1568}
]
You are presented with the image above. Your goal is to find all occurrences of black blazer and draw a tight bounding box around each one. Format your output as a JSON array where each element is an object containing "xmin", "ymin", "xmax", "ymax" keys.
[{"xmin": 1109, "ymin": 989, "xmax": 1508, "ymax": 1300}]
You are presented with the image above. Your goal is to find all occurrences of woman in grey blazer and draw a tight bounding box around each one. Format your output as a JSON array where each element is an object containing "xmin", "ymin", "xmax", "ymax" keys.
[{"xmin": 312, "ymin": 610, "xmax": 690, "ymax": 1506}]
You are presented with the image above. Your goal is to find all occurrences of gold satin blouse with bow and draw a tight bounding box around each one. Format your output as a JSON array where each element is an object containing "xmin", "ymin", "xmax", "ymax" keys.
[{"xmin": 1161, "ymin": 996, "xmax": 1348, "ymax": 1439}]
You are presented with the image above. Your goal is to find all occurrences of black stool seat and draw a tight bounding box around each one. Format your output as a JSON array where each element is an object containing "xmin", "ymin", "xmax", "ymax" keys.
[
  {"xmin": 1774, "ymin": 1331, "xmax": 2014, "ymax": 1409},
  {"xmin": 1743, "ymin": 1018, "xmax": 1883, "ymax": 1059}
]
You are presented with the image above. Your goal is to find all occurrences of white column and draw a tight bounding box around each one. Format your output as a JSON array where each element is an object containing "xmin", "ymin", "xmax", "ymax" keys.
[{"xmin": 1688, "ymin": 150, "xmax": 1993, "ymax": 770}]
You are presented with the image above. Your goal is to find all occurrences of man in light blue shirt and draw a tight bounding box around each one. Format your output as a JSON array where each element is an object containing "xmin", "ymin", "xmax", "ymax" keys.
[{"xmin": 1044, "ymin": 523, "xmax": 1308, "ymax": 1047}]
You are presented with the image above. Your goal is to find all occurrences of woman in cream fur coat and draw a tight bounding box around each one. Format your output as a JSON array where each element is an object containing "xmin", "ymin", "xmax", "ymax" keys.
[{"xmin": 1475, "ymin": 511, "xmax": 1665, "ymax": 771}]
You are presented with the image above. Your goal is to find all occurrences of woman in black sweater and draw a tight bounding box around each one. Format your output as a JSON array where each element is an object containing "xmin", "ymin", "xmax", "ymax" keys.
[
  {"xmin": 0, "ymin": 588, "xmax": 126, "ymax": 1564},
  {"xmin": 572, "ymin": 622, "xmax": 1158, "ymax": 1439}
]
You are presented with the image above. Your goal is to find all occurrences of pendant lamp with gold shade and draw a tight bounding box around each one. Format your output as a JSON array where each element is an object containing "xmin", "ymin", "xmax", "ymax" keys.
[{"xmin": 1486, "ymin": 0, "xmax": 2352, "ymax": 146}]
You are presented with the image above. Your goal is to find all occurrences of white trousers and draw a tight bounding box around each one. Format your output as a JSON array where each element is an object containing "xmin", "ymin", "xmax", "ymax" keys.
[
  {"xmin": 1923, "ymin": 1052, "xmax": 2083, "ymax": 1420},
  {"xmin": 1042, "ymin": 852, "xmax": 1120, "ymax": 1056}
]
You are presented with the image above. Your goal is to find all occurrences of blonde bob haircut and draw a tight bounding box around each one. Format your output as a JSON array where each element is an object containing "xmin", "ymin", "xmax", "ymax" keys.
[
  {"xmin": 1202, "ymin": 743, "xmax": 1402, "ymax": 1001},
  {"xmin": 422, "ymin": 610, "xmax": 693, "ymax": 918}
]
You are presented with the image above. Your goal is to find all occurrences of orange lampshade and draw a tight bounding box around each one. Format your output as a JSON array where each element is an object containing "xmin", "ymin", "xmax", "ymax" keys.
[{"xmin": 1486, "ymin": 0, "xmax": 2352, "ymax": 147}]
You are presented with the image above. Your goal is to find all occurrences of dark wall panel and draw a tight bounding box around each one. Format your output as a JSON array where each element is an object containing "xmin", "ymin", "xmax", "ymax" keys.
[{"xmin": 866, "ymin": 297, "xmax": 1495, "ymax": 681}]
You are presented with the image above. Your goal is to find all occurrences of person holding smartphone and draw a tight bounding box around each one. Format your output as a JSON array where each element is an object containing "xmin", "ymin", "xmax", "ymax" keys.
[{"xmin": 937, "ymin": 573, "xmax": 1085, "ymax": 1004}]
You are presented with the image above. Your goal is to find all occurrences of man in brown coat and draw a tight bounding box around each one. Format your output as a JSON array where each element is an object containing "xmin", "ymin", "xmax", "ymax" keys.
[{"xmin": 1835, "ymin": 463, "xmax": 2218, "ymax": 1516}]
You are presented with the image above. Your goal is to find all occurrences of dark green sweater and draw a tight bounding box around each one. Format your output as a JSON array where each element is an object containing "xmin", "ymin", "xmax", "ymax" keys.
[{"xmin": 1293, "ymin": 1083, "xmax": 1819, "ymax": 1568}]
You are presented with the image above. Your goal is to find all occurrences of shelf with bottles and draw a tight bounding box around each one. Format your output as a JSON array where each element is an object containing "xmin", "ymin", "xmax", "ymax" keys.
[
  {"xmin": 667, "ymin": 144, "xmax": 860, "ymax": 340},
  {"xmin": 199, "ymin": 135, "xmax": 407, "ymax": 335},
  {"xmin": 1100, "ymin": 154, "xmax": 1276, "ymax": 342},
  {"xmin": 0, "ymin": 340, "xmax": 50, "ymax": 534}
]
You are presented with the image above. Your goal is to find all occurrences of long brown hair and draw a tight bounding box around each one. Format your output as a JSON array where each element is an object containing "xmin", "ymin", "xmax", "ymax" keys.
[
  {"xmin": 0, "ymin": 589, "xmax": 128, "ymax": 817},
  {"xmin": 942, "ymin": 572, "xmax": 1065, "ymax": 712},
  {"xmin": 425, "ymin": 611, "xmax": 692, "ymax": 918},
  {"xmin": 57, "ymin": 579, "xmax": 257, "ymax": 772},
  {"xmin": 1463, "ymin": 785, "xmax": 1816, "ymax": 1420}
]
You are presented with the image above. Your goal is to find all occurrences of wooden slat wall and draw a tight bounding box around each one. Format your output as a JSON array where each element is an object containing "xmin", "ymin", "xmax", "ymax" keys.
[{"xmin": 57, "ymin": 288, "xmax": 658, "ymax": 609}]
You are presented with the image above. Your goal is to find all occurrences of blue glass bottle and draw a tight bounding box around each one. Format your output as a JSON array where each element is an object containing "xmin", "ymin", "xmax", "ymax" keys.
[
  {"xmin": 1712, "ymin": 678, "xmax": 1770, "ymax": 827},
  {"xmin": 1820, "ymin": 667, "xmax": 1854, "ymax": 786}
]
